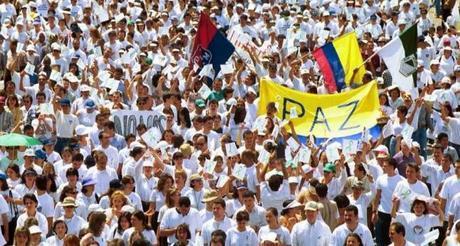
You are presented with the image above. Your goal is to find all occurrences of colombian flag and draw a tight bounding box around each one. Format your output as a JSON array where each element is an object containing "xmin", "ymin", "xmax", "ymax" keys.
[
  {"xmin": 313, "ymin": 32, "xmax": 365, "ymax": 93},
  {"xmin": 190, "ymin": 13, "xmax": 235, "ymax": 79}
]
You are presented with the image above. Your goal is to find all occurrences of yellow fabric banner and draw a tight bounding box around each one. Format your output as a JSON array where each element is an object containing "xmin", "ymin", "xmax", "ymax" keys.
[{"xmin": 258, "ymin": 78, "xmax": 380, "ymax": 138}]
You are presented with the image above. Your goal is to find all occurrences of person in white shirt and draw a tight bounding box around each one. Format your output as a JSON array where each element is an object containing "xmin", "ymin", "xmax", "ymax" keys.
[
  {"xmin": 389, "ymin": 222, "xmax": 416, "ymax": 246},
  {"xmin": 16, "ymin": 193, "xmax": 48, "ymax": 235},
  {"xmin": 225, "ymin": 210, "xmax": 258, "ymax": 246},
  {"xmin": 85, "ymin": 151, "xmax": 118, "ymax": 196},
  {"xmin": 373, "ymin": 158, "xmax": 404, "ymax": 246},
  {"xmin": 291, "ymin": 201, "xmax": 331, "ymax": 246},
  {"xmin": 234, "ymin": 191, "xmax": 267, "ymax": 232},
  {"xmin": 393, "ymin": 163, "xmax": 430, "ymax": 213},
  {"xmin": 53, "ymin": 98, "xmax": 79, "ymax": 154},
  {"xmin": 442, "ymin": 161, "xmax": 460, "ymax": 234},
  {"xmin": 95, "ymin": 131, "xmax": 121, "ymax": 173},
  {"xmin": 46, "ymin": 219, "xmax": 67, "ymax": 246},
  {"xmin": 122, "ymin": 211, "xmax": 158, "ymax": 246},
  {"xmin": 158, "ymin": 196, "xmax": 201, "ymax": 245},
  {"xmin": 201, "ymin": 198, "xmax": 235, "ymax": 246},
  {"xmin": 57, "ymin": 196, "xmax": 87, "ymax": 235},
  {"xmin": 258, "ymin": 207, "xmax": 291, "ymax": 246},
  {"xmin": 331, "ymin": 205, "xmax": 373, "ymax": 246},
  {"xmin": 347, "ymin": 180, "xmax": 375, "ymax": 226},
  {"xmin": 391, "ymin": 197, "xmax": 443, "ymax": 245}
]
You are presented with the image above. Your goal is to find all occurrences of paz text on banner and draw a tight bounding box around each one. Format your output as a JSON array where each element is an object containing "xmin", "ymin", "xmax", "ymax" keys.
[{"xmin": 258, "ymin": 78, "xmax": 380, "ymax": 139}]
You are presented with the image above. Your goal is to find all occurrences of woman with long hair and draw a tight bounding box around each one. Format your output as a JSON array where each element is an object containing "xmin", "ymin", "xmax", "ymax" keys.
[
  {"xmin": 122, "ymin": 211, "xmax": 157, "ymax": 246},
  {"xmin": 147, "ymin": 173, "xmax": 174, "ymax": 230},
  {"xmin": 121, "ymin": 175, "xmax": 142, "ymax": 211},
  {"xmin": 391, "ymin": 197, "xmax": 443, "ymax": 244},
  {"xmin": 88, "ymin": 212, "xmax": 108, "ymax": 245},
  {"xmin": 107, "ymin": 211, "xmax": 132, "ymax": 241},
  {"xmin": 105, "ymin": 190, "xmax": 129, "ymax": 227},
  {"xmin": 13, "ymin": 227, "xmax": 30, "ymax": 246},
  {"xmin": 6, "ymin": 95, "xmax": 21, "ymax": 133},
  {"xmin": 157, "ymin": 188, "xmax": 180, "ymax": 226}
]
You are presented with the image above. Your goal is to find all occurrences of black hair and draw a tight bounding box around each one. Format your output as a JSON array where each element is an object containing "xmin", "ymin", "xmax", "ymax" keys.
[
  {"xmin": 315, "ymin": 183, "xmax": 328, "ymax": 199},
  {"xmin": 390, "ymin": 222, "xmax": 406, "ymax": 236},
  {"xmin": 178, "ymin": 196, "xmax": 191, "ymax": 207},
  {"xmin": 345, "ymin": 205, "xmax": 359, "ymax": 216},
  {"xmin": 35, "ymin": 175, "xmax": 48, "ymax": 191},
  {"xmin": 23, "ymin": 193, "xmax": 38, "ymax": 205},
  {"xmin": 333, "ymin": 195, "xmax": 350, "ymax": 209}
]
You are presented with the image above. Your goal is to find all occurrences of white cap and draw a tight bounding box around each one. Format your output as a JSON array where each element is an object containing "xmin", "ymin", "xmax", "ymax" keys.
[
  {"xmin": 80, "ymin": 84, "xmax": 91, "ymax": 92},
  {"xmin": 24, "ymin": 148, "xmax": 35, "ymax": 157},
  {"xmin": 26, "ymin": 44, "xmax": 36, "ymax": 52},
  {"xmin": 260, "ymin": 232, "xmax": 278, "ymax": 243},
  {"xmin": 226, "ymin": 98, "xmax": 237, "ymax": 106},
  {"xmin": 75, "ymin": 125, "xmax": 89, "ymax": 136},
  {"xmin": 142, "ymin": 160, "xmax": 154, "ymax": 167},
  {"xmin": 288, "ymin": 176, "xmax": 299, "ymax": 184},
  {"xmin": 29, "ymin": 225, "xmax": 41, "ymax": 234},
  {"xmin": 121, "ymin": 205, "xmax": 136, "ymax": 213},
  {"xmin": 130, "ymin": 141, "xmax": 146, "ymax": 151},
  {"xmin": 373, "ymin": 145, "xmax": 389, "ymax": 154},
  {"xmin": 302, "ymin": 165, "xmax": 314, "ymax": 173}
]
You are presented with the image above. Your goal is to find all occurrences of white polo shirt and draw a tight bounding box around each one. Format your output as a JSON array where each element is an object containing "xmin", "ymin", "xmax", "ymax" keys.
[
  {"xmin": 160, "ymin": 207, "xmax": 201, "ymax": 244},
  {"xmin": 201, "ymin": 217, "xmax": 235, "ymax": 245},
  {"xmin": 331, "ymin": 223, "xmax": 374, "ymax": 246},
  {"xmin": 291, "ymin": 219, "xmax": 331, "ymax": 246}
]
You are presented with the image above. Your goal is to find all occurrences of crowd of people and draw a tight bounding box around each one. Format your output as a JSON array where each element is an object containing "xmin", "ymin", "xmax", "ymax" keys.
[{"xmin": 0, "ymin": 0, "xmax": 458, "ymax": 245}]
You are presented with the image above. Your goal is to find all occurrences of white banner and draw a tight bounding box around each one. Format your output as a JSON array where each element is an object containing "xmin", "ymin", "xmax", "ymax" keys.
[{"xmin": 111, "ymin": 110, "xmax": 166, "ymax": 136}]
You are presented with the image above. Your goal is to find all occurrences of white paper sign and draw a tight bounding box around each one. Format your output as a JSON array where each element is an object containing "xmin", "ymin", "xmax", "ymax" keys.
[
  {"xmin": 258, "ymin": 148, "xmax": 271, "ymax": 164},
  {"xmin": 16, "ymin": 42, "xmax": 24, "ymax": 53},
  {"xmin": 203, "ymin": 160, "xmax": 217, "ymax": 174},
  {"xmin": 152, "ymin": 55, "xmax": 167, "ymax": 67},
  {"xmin": 50, "ymin": 70, "xmax": 61, "ymax": 82},
  {"xmin": 198, "ymin": 84, "xmax": 212, "ymax": 100},
  {"xmin": 225, "ymin": 142, "xmax": 239, "ymax": 157},
  {"xmin": 93, "ymin": 46, "xmax": 102, "ymax": 56},
  {"xmin": 420, "ymin": 229, "xmax": 439, "ymax": 246},
  {"xmin": 254, "ymin": 118, "xmax": 266, "ymax": 133},
  {"xmin": 77, "ymin": 58, "xmax": 86, "ymax": 70},
  {"xmin": 39, "ymin": 103, "xmax": 54, "ymax": 115},
  {"xmin": 141, "ymin": 127, "xmax": 162, "ymax": 147},
  {"xmin": 272, "ymin": 125, "xmax": 279, "ymax": 138},
  {"xmin": 342, "ymin": 139, "xmax": 359, "ymax": 156},
  {"xmin": 401, "ymin": 125, "xmax": 414, "ymax": 143},
  {"xmin": 216, "ymin": 175, "xmax": 229, "ymax": 188},
  {"xmin": 199, "ymin": 64, "xmax": 214, "ymax": 78},
  {"xmin": 326, "ymin": 144, "xmax": 340, "ymax": 162},
  {"xmin": 287, "ymin": 137, "xmax": 300, "ymax": 151},
  {"xmin": 24, "ymin": 63, "xmax": 35, "ymax": 75},
  {"xmin": 101, "ymin": 79, "xmax": 119, "ymax": 90},
  {"xmin": 297, "ymin": 147, "xmax": 311, "ymax": 164},
  {"xmin": 220, "ymin": 64, "xmax": 233, "ymax": 75},
  {"xmin": 232, "ymin": 164, "xmax": 247, "ymax": 180},
  {"xmin": 382, "ymin": 122, "xmax": 394, "ymax": 138}
]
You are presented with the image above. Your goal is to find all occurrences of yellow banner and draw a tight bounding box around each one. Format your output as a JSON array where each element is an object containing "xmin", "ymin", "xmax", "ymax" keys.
[{"xmin": 258, "ymin": 79, "xmax": 380, "ymax": 138}]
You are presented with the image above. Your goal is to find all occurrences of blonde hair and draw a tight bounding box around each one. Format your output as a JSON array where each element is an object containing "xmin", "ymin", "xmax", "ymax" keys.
[{"xmin": 110, "ymin": 190, "xmax": 128, "ymax": 208}]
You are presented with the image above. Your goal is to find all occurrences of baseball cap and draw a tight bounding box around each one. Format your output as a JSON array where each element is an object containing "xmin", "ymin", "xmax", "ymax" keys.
[
  {"xmin": 24, "ymin": 148, "xmax": 35, "ymax": 157},
  {"xmin": 84, "ymin": 99, "xmax": 96, "ymax": 109},
  {"xmin": 59, "ymin": 98, "xmax": 71, "ymax": 106},
  {"xmin": 195, "ymin": 99, "xmax": 205, "ymax": 108},
  {"xmin": 305, "ymin": 201, "xmax": 323, "ymax": 211},
  {"xmin": 323, "ymin": 163, "xmax": 336, "ymax": 173},
  {"xmin": 82, "ymin": 177, "xmax": 97, "ymax": 186}
]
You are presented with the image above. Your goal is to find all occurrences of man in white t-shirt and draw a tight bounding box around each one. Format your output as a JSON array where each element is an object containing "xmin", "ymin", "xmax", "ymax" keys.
[
  {"xmin": 159, "ymin": 196, "xmax": 201, "ymax": 245},
  {"xmin": 331, "ymin": 205, "xmax": 374, "ymax": 246},
  {"xmin": 201, "ymin": 198, "xmax": 235, "ymax": 246},
  {"xmin": 393, "ymin": 163, "xmax": 430, "ymax": 212},
  {"xmin": 53, "ymin": 98, "xmax": 79, "ymax": 154},
  {"xmin": 373, "ymin": 158, "xmax": 404, "ymax": 246},
  {"xmin": 442, "ymin": 160, "xmax": 460, "ymax": 235},
  {"xmin": 85, "ymin": 151, "xmax": 118, "ymax": 195}
]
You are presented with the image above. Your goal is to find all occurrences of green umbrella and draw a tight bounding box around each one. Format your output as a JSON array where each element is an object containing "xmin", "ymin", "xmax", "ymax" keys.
[{"xmin": 0, "ymin": 133, "xmax": 43, "ymax": 147}]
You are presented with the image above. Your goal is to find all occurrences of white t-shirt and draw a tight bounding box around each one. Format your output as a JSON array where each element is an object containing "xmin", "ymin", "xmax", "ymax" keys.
[
  {"xmin": 55, "ymin": 111, "xmax": 79, "ymax": 138},
  {"xmin": 376, "ymin": 174, "xmax": 404, "ymax": 213},
  {"xmin": 395, "ymin": 213, "xmax": 440, "ymax": 244},
  {"xmin": 201, "ymin": 217, "xmax": 235, "ymax": 245},
  {"xmin": 85, "ymin": 166, "xmax": 118, "ymax": 195},
  {"xmin": 260, "ymin": 179, "xmax": 290, "ymax": 212},
  {"xmin": 440, "ymin": 175, "xmax": 460, "ymax": 220},
  {"xmin": 36, "ymin": 192, "xmax": 55, "ymax": 218},
  {"xmin": 393, "ymin": 180, "xmax": 430, "ymax": 213},
  {"xmin": 225, "ymin": 226, "xmax": 258, "ymax": 246},
  {"xmin": 257, "ymin": 225, "xmax": 291, "ymax": 246},
  {"xmin": 121, "ymin": 228, "xmax": 157, "ymax": 246},
  {"xmin": 159, "ymin": 207, "xmax": 201, "ymax": 244}
]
